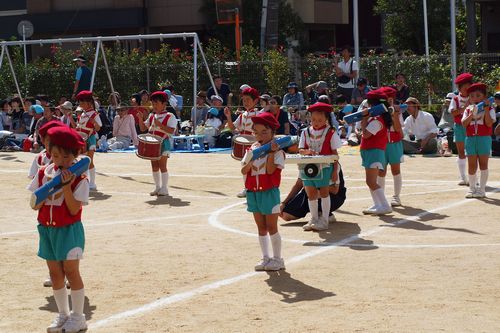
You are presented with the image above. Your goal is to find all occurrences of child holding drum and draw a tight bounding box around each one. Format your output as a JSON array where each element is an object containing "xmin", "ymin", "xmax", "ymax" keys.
[
  {"xmin": 225, "ymin": 87, "xmax": 262, "ymax": 198},
  {"xmin": 137, "ymin": 91, "xmax": 178, "ymax": 196},
  {"xmin": 298, "ymin": 102, "xmax": 342, "ymax": 231},
  {"xmin": 461, "ymin": 83, "xmax": 496, "ymax": 198},
  {"xmin": 75, "ymin": 90, "xmax": 102, "ymax": 191},
  {"xmin": 241, "ymin": 112, "xmax": 286, "ymax": 271}
]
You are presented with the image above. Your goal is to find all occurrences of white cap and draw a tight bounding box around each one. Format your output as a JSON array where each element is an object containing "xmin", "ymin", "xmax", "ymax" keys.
[
  {"xmin": 239, "ymin": 84, "xmax": 251, "ymax": 91},
  {"xmin": 445, "ymin": 92, "xmax": 456, "ymax": 100},
  {"xmin": 60, "ymin": 101, "xmax": 73, "ymax": 110},
  {"xmin": 210, "ymin": 95, "xmax": 223, "ymax": 103}
]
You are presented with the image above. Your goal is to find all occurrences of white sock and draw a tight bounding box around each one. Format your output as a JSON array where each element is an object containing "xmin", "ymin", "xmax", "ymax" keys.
[
  {"xmin": 308, "ymin": 199, "xmax": 319, "ymax": 220},
  {"xmin": 70, "ymin": 288, "xmax": 85, "ymax": 316},
  {"xmin": 161, "ymin": 172, "xmax": 169, "ymax": 191},
  {"xmin": 369, "ymin": 190, "xmax": 379, "ymax": 208},
  {"xmin": 269, "ymin": 232, "xmax": 282, "ymax": 259},
  {"xmin": 53, "ymin": 287, "xmax": 70, "ymax": 316},
  {"xmin": 479, "ymin": 169, "xmax": 488, "ymax": 193},
  {"xmin": 458, "ymin": 158, "xmax": 466, "ymax": 180},
  {"xmin": 320, "ymin": 196, "xmax": 330, "ymax": 221},
  {"xmin": 468, "ymin": 173, "xmax": 477, "ymax": 192},
  {"xmin": 258, "ymin": 235, "xmax": 270, "ymax": 258},
  {"xmin": 89, "ymin": 167, "xmax": 96, "ymax": 186},
  {"xmin": 152, "ymin": 171, "xmax": 161, "ymax": 189},
  {"xmin": 393, "ymin": 173, "xmax": 402, "ymax": 197},
  {"xmin": 374, "ymin": 188, "xmax": 390, "ymax": 208},
  {"xmin": 377, "ymin": 176, "xmax": 386, "ymax": 191}
]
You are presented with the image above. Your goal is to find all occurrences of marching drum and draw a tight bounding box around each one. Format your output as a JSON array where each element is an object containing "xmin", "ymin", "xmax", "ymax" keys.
[
  {"xmin": 231, "ymin": 134, "xmax": 256, "ymax": 160},
  {"xmin": 136, "ymin": 134, "xmax": 163, "ymax": 160}
]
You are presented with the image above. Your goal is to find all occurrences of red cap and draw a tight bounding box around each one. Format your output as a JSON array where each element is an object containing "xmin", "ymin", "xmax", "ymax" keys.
[
  {"xmin": 39, "ymin": 120, "xmax": 64, "ymax": 138},
  {"xmin": 366, "ymin": 89, "xmax": 388, "ymax": 100},
  {"xmin": 150, "ymin": 91, "xmax": 168, "ymax": 101},
  {"xmin": 381, "ymin": 86, "xmax": 397, "ymax": 99},
  {"xmin": 241, "ymin": 87, "xmax": 260, "ymax": 100},
  {"xmin": 75, "ymin": 90, "xmax": 93, "ymax": 101},
  {"xmin": 467, "ymin": 82, "xmax": 488, "ymax": 95},
  {"xmin": 251, "ymin": 112, "xmax": 280, "ymax": 130},
  {"xmin": 46, "ymin": 126, "xmax": 85, "ymax": 150},
  {"xmin": 308, "ymin": 102, "xmax": 332, "ymax": 113},
  {"xmin": 454, "ymin": 73, "xmax": 473, "ymax": 85}
]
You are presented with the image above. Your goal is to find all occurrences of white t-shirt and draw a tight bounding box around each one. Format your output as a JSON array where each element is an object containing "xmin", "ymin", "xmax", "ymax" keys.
[
  {"xmin": 462, "ymin": 105, "xmax": 496, "ymax": 126},
  {"xmin": 337, "ymin": 58, "xmax": 359, "ymax": 89},
  {"xmin": 234, "ymin": 109, "xmax": 260, "ymax": 133},
  {"xmin": 299, "ymin": 126, "xmax": 342, "ymax": 152},
  {"xmin": 403, "ymin": 111, "xmax": 438, "ymax": 140}
]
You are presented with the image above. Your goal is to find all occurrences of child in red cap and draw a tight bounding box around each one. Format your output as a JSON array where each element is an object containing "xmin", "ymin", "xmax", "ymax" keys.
[
  {"xmin": 359, "ymin": 90, "xmax": 393, "ymax": 215},
  {"xmin": 298, "ymin": 102, "xmax": 342, "ymax": 230},
  {"xmin": 75, "ymin": 90, "xmax": 102, "ymax": 191},
  {"xmin": 449, "ymin": 73, "xmax": 473, "ymax": 185},
  {"xmin": 241, "ymin": 112, "xmax": 286, "ymax": 271},
  {"xmin": 28, "ymin": 126, "xmax": 89, "ymax": 333},
  {"xmin": 137, "ymin": 91, "xmax": 178, "ymax": 196},
  {"xmin": 461, "ymin": 83, "xmax": 495, "ymax": 198}
]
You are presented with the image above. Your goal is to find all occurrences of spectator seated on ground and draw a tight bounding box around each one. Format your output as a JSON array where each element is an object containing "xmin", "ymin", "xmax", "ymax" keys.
[
  {"xmin": 492, "ymin": 91, "xmax": 500, "ymax": 156},
  {"xmin": 107, "ymin": 107, "xmax": 138, "ymax": 150},
  {"xmin": 402, "ymin": 97, "xmax": 438, "ymax": 154}
]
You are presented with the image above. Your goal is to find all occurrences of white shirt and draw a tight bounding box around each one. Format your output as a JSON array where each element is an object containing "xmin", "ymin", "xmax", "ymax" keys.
[
  {"xmin": 243, "ymin": 148, "xmax": 285, "ymax": 182},
  {"xmin": 299, "ymin": 126, "xmax": 342, "ymax": 152},
  {"xmin": 113, "ymin": 114, "xmax": 138, "ymax": 145},
  {"xmin": 462, "ymin": 105, "xmax": 496, "ymax": 126},
  {"xmin": 144, "ymin": 112, "xmax": 178, "ymax": 133},
  {"xmin": 404, "ymin": 111, "xmax": 438, "ymax": 140},
  {"xmin": 234, "ymin": 109, "xmax": 261, "ymax": 133},
  {"xmin": 337, "ymin": 58, "xmax": 359, "ymax": 89}
]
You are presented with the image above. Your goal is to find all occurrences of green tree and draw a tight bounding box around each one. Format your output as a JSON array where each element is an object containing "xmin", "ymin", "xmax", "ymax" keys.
[{"xmin": 375, "ymin": 0, "xmax": 476, "ymax": 54}]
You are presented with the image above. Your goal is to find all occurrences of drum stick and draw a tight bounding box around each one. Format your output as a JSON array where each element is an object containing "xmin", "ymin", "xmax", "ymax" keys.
[{"xmin": 30, "ymin": 156, "xmax": 91, "ymax": 209}]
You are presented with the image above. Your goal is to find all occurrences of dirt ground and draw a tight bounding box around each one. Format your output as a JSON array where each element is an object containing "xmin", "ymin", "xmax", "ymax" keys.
[{"xmin": 0, "ymin": 149, "xmax": 499, "ymax": 333}]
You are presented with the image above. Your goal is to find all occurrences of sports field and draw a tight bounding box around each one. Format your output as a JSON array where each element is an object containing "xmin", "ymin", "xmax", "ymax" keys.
[{"xmin": 0, "ymin": 151, "xmax": 499, "ymax": 333}]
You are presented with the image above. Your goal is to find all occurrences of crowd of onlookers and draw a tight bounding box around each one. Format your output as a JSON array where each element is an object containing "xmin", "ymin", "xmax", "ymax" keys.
[{"xmin": 1, "ymin": 44, "xmax": 499, "ymax": 155}]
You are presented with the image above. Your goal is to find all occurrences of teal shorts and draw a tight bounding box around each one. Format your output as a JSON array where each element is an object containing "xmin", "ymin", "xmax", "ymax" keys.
[
  {"xmin": 302, "ymin": 164, "xmax": 333, "ymax": 188},
  {"xmin": 246, "ymin": 187, "xmax": 280, "ymax": 215},
  {"xmin": 454, "ymin": 124, "xmax": 466, "ymax": 143},
  {"xmin": 86, "ymin": 135, "xmax": 97, "ymax": 151},
  {"xmin": 37, "ymin": 221, "xmax": 85, "ymax": 261},
  {"xmin": 361, "ymin": 148, "xmax": 386, "ymax": 170},
  {"xmin": 465, "ymin": 136, "xmax": 492, "ymax": 156},
  {"xmin": 161, "ymin": 138, "xmax": 171, "ymax": 156},
  {"xmin": 385, "ymin": 141, "xmax": 404, "ymax": 165}
]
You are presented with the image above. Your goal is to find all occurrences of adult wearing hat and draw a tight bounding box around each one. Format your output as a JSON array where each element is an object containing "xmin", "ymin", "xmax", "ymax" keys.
[
  {"xmin": 283, "ymin": 82, "xmax": 304, "ymax": 113},
  {"xmin": 71, "ymin": 56, "xmax": 92, "ymax": 100},
  {"xmin": 402, "ymin": 97, "xmax": 438, "ymax": 154}
]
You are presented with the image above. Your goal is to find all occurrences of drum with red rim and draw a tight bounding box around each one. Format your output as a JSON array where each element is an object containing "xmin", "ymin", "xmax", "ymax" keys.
[
  {"xmin": 231, "ymin": 134, "xmax": 256, "ymax": 160},
  {"xmin": 136, "ymin": 134, "xmax": 163, "ymax": 160}
]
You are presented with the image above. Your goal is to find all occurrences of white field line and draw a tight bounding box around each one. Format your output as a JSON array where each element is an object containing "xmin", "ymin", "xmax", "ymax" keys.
[{"xmin": 88, "ymin": 188, "xmax": 499, "ymax": 330}]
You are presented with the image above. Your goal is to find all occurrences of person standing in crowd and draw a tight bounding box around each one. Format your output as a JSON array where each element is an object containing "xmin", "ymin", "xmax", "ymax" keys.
[
  {"xmin": 335, "ymin": 45, "xmax": 359, "ymax": 100},
  {"xmin": 71, "ymin": 56, "xmax": 91, "ymax": 100},
  {"xmin": 207, "ymin": 74, "xmax": 232, "ymax": 107},
  {"xmin": 402, "ymin": 97, "xmax": 439, "ymax": 154},
  {"xmin": 392, "ymin": 73, "xmax": 410, "ymax": 104},
  {"xmin": 282, "ymin": 82, "xmax": 304, "ymax": 112}
]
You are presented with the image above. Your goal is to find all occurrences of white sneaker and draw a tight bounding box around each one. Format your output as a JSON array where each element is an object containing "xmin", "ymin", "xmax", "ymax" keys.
[
  {"xmin": 157, "ymin": 188, "xmax": 169, "ymax": 196},
  {"xmin": 47, "ymin": 313, "xmax": 68, "ymax": 333},
  {"xmin": 254, "ymin": 257, "xmax": 271, "ymax": 271},
  {"xmin": 149, "ymin": 188, "xmax": 160, "ymax": 196},
  {"xmin": 373, "ymin": 205, "xmax": 392, "ymax": 215},
  {"xmin": 264, "ymin": 257, "xmax": 285, "ymax": 271},
  {"xmin": 458, "ymin": 179, "xmax": 469, "ymax": 186},
  {"xmin": 362, "ymin": 205, "xmax": 379, "ymax": 215},
  {"xmin": 472, "ymin": 190, "xmax": 485, "ymax": 198},
  {"xmin": 312, "ymin": 216, "xmax": 329, "ymax": 231},
  {"xmin": 391, "ymin": 195, "xmax": 401, "ymax": 207},
  {"xmin": 43, "ymin": 277, "xmax": 52, "ymax": 287},
  {"xmin": 236, "ymin": 188, "xmax": 247, "ymax": 198},
  {"xmin": 61, "ymin": 313, "xmax": 87, "ymax": 333},
  {"xmin": 465, "ymin": 190, "xmax": 475, "ymax": 198},
  {"xmin": 328, "ymin": 213, "xmax": 337, "ymax": 223},
  {"xmin": 303, "ymin": 218, "xmax": 317, "ymax": 231}
]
